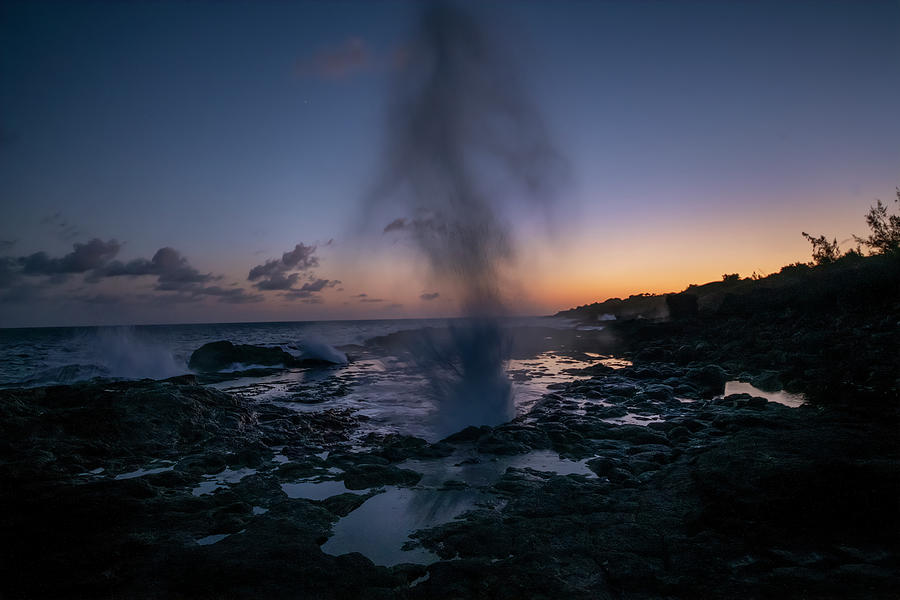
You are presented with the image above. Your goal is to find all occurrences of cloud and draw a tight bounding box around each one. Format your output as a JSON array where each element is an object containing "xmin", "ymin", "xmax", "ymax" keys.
[
  {"xmin": 280, "ymin": 279, "xmax": 339, "ymax": 302},
  {"xmin": 299, "ymin": 278, "xmax": 340, "ymax": 293},
  {"xmin": 87, "ymin": 245, "xmax": 260, "ymax": 304},
  {"xmin": 151, "ymin": 247, "xmax": 213, "ymax": 285},
  {"xmin": 96, "ymin": 246, "xmax": 213, "ymax": 289},
  {"xmin": 247, "ymin": 259, "xmax": 282, "ymax": 281},
  {"xmin": 282, "ymin": 290, "xmax": 325, "ymax": 303},
  {"xmin": 420, "ymin": 292, "xmax": 440, "ymax": 301},
  {"xmin": 197, "ymin": 286, "xmax": 264, "ymax": 304},
  {"xmin": 281, "ymin": 243, "xmax": 319, "ymax": 270},
  {"xmin": 0, "ymin": 239, "xmax": 263, "ymax": 309},
  {"xmin": 296, "ymin": 37, "xmax": 371, "ymax": 80},
  {"xmin": 355, "ymin": 293, "xmax": 368, "ymax": 298},
  {"xmin": 19, "ymin": 238, "xmax": 121, "ymax": 277},
  {"xmin": 247, "ymin": 244, "xmax": 338, "ymax": 303},
  {"xmin": 360, "ymin": 297, "xmax": 384, "ymax": 303},
  {"xmin": 383, "ymin": 218, "xmax": 407, "ymax": 233},
  {"xmin": 254, "ymin": 272, "xmax": 300, "ymax": 291},
  {"xmin": 248, "ymin": 242, "xmax": 319, "ymax": 283},
  {"xmin": 282, "ymin": 289, "xmax": 313, "ymax": 300},
  {"xmin": 0, "ymin": 240, "xmax": 15, "ymax": 252}
]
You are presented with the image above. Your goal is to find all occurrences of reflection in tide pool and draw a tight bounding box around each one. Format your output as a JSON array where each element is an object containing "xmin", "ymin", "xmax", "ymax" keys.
[
  {"xmin": 508, "ymin": 352, "xmax": 598, "ymax": 415},
  {"xmin": 724, "ymin": 381, "xmax": 806, "ymax": 408},
  {"xmin": 196, "ymin": 533, "xmax": 230, "ymax": 546},
  {"xmin": 401, "ymin": 449, "xmax": 594, "ymax": 487},
  {"xmin": 281, "ymin": 479, "xmax": 362, "ymax": 501},
  {"xmin": 113, "ymin": 462, "xmax": 174, "ymax": 480},
  {"xmin": 322, "ymin": 486, "xmax": 478, "ymax": 566},
  {"xmin": 191, "ymin": 467, "xmax": 257, "ymax": 496},
  {"xmin": 322, "ymin": 450, "xmax": 595, "ymax": 566}
]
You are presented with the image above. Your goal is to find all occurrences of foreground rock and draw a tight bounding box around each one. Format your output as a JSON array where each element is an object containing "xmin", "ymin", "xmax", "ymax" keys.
[
  {"xmin": 1, "ymin": 352, "xmax": 897, "ymax": 599},
  {"xmin": 409, "ymin": 400, "xmax": 900, "ymax": 599},
  {"xmin": 0, "ymin": 377, "xmax": 404, "ymax": 599}
]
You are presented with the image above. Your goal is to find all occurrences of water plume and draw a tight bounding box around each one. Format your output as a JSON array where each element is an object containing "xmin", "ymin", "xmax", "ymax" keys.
[{"xmin": 367, "ymin": 1, "xmax": 566, "ymax": 436}]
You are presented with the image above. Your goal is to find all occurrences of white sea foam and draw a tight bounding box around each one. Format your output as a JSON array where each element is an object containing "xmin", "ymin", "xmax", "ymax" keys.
[
  {"xmin": 298, "ymin": 338, "xmax": 348, "ymax": 364},
  {"xmin": 88, "ymin": 327, "xmax": 184, "ymax": 379}
]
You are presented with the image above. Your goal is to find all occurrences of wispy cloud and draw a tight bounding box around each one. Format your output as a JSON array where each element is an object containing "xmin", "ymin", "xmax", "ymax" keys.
[
  {"xmin": 248, "ymin": 242, "xmax": 319, "ymax": 288},
  {"xmin": 296, "ymin": 37, "xmax": 370, "ymax": 80},
  {"xmin": 248, "ymin": 243, "xmax": 340, "ymax": 302}
]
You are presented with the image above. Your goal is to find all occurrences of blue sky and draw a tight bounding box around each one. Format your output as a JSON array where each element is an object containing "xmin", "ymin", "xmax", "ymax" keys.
[{"xmin": 1, "ymin": 1, "xmax": 898, "ymax": 327}]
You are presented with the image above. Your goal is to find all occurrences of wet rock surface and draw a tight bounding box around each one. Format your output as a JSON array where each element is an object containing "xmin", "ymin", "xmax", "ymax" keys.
[
  {"xmin": 188, "ymin": 340, "xmax": 339, "ymax": 373},
  {"xmin": 1, "ymin": 343, "xmax": 898, "ymax": 598}
]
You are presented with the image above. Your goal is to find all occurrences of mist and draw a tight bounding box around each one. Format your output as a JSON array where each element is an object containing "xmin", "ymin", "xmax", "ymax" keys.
[{"xmin": 366, "ymin": 1, "xmax": 567, "ymax": 436}]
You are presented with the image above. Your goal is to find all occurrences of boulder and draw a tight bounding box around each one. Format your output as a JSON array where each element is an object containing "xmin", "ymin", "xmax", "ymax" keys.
[
  {"xmin": 188, "ymin": 340, "xmax": 338, "ymax": 372},
  {"xmin": 686, "ymin": 364, "xmax": 728, "ymax": 397},
  {"xmin": 188, "ymin": 341, "xmax": 297, "ymax": 372}
]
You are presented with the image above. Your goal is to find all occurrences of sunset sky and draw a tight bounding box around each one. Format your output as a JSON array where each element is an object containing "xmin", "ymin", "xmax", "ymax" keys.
[{"xmin": 1, "ymin": 0, "xmax": 898, "ymax": 328}]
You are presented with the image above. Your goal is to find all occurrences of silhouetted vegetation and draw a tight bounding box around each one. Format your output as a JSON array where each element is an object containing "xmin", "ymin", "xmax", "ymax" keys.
[
  {"xmin": 801, "ymin": 231, "xmax": 840, "ymax": 265},
  {"xmin": 800, "ymin": 188, "xmax": 900, "ymax": 265},
  {"xmin": 557, "ymin": 245, "xmax": 899, "ymax": 408},
  {"xmin": 854, "ymin": 187, "xmax": 900, "ymax": 254}
]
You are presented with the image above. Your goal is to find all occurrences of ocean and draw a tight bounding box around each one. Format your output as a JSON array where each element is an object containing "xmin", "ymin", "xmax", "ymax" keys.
[{"xmin": 0, "ymin": 316, "xmax": 603, "ymax": 442}]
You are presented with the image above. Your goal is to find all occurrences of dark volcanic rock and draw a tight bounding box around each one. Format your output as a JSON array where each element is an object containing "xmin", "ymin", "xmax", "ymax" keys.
[
  {"xmin": 342, "ymin": 464, "xmax": 422, "ymax": 490},
  {"xmin": 666, "ymin": 292, "xmax": 699, "ymax": 319},
  {"xmin": 410, "ymin": 404, "xmax": 900, "ymax": 600},
  {"xmin": 477, "ymin": 425, "xmax": 552, "ymax": 455},
  {"xmin": 0, "ymin": 377, "xmax": 258, "ymax": 476},
  {"xmin": 318, "ymin": 490, "xmax": 382, "ymax": 517},
  {"xmin": 685, "ymin": 364, "xmax": 728, "ymax": 397},
  {"xmin": 188, "ymin": 340, "xmax": 337, "ymax": 372},
  {"xmin": 0, "ymin": 376, "xmax": 402, "ymax": 599}
]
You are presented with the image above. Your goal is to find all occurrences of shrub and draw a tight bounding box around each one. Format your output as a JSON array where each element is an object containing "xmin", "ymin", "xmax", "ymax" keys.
[
  {"xmin": 801, "ymin": 232, "xmax": 840, "ymax": 265},
  {"xmin": 853, "ymin": 188, "xmax": 900, "ymax": 254}
]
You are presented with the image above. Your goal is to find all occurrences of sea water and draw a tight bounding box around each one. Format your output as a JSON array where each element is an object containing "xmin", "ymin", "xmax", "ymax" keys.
[{"xmin": 0, "ymin": 317, "xmax": 586, "ymax": 441}]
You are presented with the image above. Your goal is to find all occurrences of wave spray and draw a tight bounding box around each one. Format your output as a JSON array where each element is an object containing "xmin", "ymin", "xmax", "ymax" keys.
[{"xmin": 367, "ymin": 2, "xmax": 567, "ymax": 437}]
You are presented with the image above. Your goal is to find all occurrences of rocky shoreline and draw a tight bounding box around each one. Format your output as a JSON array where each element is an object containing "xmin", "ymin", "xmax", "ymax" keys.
[{"xmin": 1, "ymin": 327, "xmax": 897, "ymax": 599}]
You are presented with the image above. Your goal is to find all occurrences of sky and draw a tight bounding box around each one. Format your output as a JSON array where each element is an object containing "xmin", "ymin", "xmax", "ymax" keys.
[{"xmin": 1, "ymin": 0, "xmax": 898, "ymax": 328}]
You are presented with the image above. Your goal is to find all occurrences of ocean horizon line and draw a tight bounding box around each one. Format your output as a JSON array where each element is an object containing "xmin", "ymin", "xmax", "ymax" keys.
[{"xmin": 0, "ymin": 313, "xmax": 559, "ymax": 332}]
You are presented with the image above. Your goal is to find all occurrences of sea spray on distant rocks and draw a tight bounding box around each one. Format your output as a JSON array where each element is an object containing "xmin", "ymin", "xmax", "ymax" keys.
[
  {"xmin": 366, "ymin": 2, "xmax": 567, "ymax": 435},
  {"xmin": 297, "ymin": 338, "xmax": 349, "ymax": 364},
  {"xmin": 89, "ymin": 326, "xmax": 184, "ymax": 379},
  {"xmin": 14, "ymin": 327, "xmax": 184, "ymax": 386}
]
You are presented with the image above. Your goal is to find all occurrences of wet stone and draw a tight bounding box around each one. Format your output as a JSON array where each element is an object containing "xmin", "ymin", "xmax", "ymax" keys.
[{"xmin": 342, "ymin": 464, "xmax": 423, "ymax": 490}]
